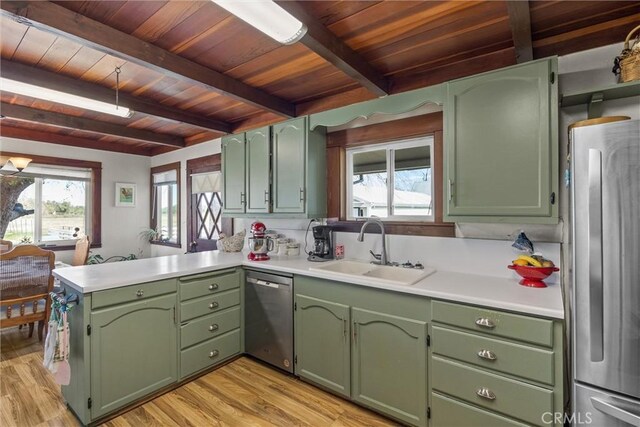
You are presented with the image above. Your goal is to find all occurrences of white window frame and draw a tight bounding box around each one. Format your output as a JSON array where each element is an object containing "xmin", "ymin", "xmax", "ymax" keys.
[
  {"xmin": 24, "ymin": 175, "xmax": 91, "ymax": 247},
  {"xmin": 154, "ymin": 181, "xmax": 178, "ymax": 243},
  {"xmin": 346, "ymin": 136, "xmax": 435, "ymax": 222}
]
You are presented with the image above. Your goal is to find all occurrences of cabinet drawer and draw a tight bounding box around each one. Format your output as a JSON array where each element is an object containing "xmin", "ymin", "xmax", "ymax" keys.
[
  {"xmin": 432, "ymin": 357, "xmax": 553, "ymax": 425},
  {"xmin": 181, "ymin": 307, "xmax": 240, "ymax": 349},
  {"xmin": 432, "ymin": 300, "xmax": 553, "ymax": 347},
  {"xmin": 180, "ymin": 289, "xmax": 240, "ymax": 322},
  {"xmin": 92, "ymin": 278, "xmax": 177, "ymax": 310},
  {"xmin": 180, "ymin": 329, "xmax": 240, "ymax": 379},
  {"xmin": 431, "ymin": 392, "xmax": 528, "ymax": 427},
  {"xmin": 432, "ymin": 326, "xmax": 554, "ymax": 385},
  {"xmin": 180, "ymin": 270, "xmax": 240, "ymax": 301}
]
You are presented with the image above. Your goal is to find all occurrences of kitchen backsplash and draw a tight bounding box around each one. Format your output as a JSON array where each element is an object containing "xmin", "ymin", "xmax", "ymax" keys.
[{"xmin": 233, "ymin": 218, "xmax": 561, "ymax": 283}]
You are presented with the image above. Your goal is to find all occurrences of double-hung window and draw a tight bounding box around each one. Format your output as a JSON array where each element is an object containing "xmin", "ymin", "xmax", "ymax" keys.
[
  {"xmin": 151, "ymin": 163, "xmax": 180, "ymax": 246},
  {"xmin": 346, "ymin": 137, "xmax": 434, "ymax": 221},
  {"xmin": 2, "ymin": 161, "xmax": 98, "ymax": 248}
]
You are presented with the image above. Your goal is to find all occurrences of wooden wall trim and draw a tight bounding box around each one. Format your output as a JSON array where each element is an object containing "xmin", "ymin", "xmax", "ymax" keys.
[
  {"xmin": 327, "ymin": 112, "xmax": 444, "ymax": 148},
  {"xmin": 325, "ymin": 111, "xmax": 454, "ymax": 237}
]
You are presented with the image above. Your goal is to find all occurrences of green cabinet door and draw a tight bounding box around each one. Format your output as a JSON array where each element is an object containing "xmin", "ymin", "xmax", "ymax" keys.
[
  {"xmin": 352, "ymin": 307, "xmax": 428, "ymax": 427},
  {"xmin": 444, "ymin": 58, "xmax": 558, "ymax": 223},
  {"xmin": 222, "ymin": 134, "xmax": 246, "ymax": 214},
  {"xmin": 272, "ymin": 117, "xmax": 306, "ymax": 213},
  {"xmin": 295, "ymin": 294, "xmax": 351, "ymax": 397},
  {"xmin": 245, "ymin": 127, "xmax": 271, "ymax": 213},
  {"xmin": 90, "ymin": 294, "xmax": 177, "ymax": 419}
]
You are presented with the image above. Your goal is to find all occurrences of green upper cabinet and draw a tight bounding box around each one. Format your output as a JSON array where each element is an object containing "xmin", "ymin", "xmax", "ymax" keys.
[
  {"xmin": 444, "ymin": 58, "xmax": 559, "ymax": 223},
  {"xmin": 245, "ymin": 127, "xmax": 271, "ymax": 214},
  {"xmin": 222, "ymin": 116, "xmax": 326, "ymax": 218},
  {"xmin": 351, "ymin": 308, "xmax": 428, "ymax": 427},
  {"xmin": 295, "ymin": 294, "xmax": 351, "ymax": 398},
  {"xmin": 221, "ymin": 134, "xmax": 246, "ymax": 214},
  {"xmin": 272, "ymin": 117, "xmax": 306, "ymax": 213},
  {"xmin": 90, "ymin": 293, "xmax": 178, "ymax": 419}
]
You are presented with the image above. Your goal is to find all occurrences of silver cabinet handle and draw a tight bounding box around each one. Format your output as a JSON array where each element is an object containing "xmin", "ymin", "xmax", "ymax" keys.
[
  {"xmin": 591, "ymin": 397, "xmax": 640, "ymax": 425},
  {"xmin": 448, "ymin": 179, "xmax": 454, "ymax": 203},
  {"xmin": 136, "ymin": 289, "xmax": 144, "ymax": 297},
  {"xmin": 209, "ymin": 324, "xmax": 219, "ymax": 332},
  {"xmin": 209, "ymin": 301, "xmax": 219, "ymax": 309},
  {"xmin": 209, "ymin": 350, "xmax": 219, "ymax": 358},
  {"xmin": 299, "ymin": 188, "xmax": 305, "ymax": 202},
  {"xmin": 208, "ymin": 283, "xmax": 219, "ymax": 291},
  {"xmin": 264, "ymin": 190, "xmax": 269, "ymax": 204},
  {"xmin": 476, "ymin": 388, "xmax": 496, "ymax": 400},
  {"xmin": 477, "ymin": 349, "xmax": 497, "ymax": 361},
  {"xmin": 240, "ymin": 192, "xmax": 245, "ymax": 205},
  {"xmin": 475, "ymin": 318, "xmax": 495, "ymax": 329},
  {"xmin": 588, "ymin": 148, "xmax": 604, "ymax": 362}
]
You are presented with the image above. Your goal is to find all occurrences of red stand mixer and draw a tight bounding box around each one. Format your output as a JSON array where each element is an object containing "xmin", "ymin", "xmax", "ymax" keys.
[{"xmin": 247, "ymin": 221, "xmax": 274, "ymax": 261}]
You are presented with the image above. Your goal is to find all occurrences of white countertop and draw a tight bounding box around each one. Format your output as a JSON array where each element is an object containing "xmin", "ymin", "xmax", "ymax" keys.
[{"xmin": 54, "ymin": 251, "xmax": 565, "ymax": 319}]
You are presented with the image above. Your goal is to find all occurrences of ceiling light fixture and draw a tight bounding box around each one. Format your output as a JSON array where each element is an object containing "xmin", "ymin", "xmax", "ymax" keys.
[
  {"xmin": 8, "ymin": 157, "xmax": 32, "ymax": 172},
  {"xmin": 0, "ymin": 77, "xmax": 134, "ymax": 118},
  {"xmin": 212, "ymin": 0, "xmax": 307, "ymax": 45}
]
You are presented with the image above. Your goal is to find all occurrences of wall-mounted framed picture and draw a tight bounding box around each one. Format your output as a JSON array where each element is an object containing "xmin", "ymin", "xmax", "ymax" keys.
[{"xmin": 115, "ymin": 182, "xmax": 136, "ymax": 207}]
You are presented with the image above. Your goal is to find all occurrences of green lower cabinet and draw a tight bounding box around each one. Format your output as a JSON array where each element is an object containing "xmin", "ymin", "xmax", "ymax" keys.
[
  {"xmin": 90, "ymin": 293, "xmax": 178, "ymax": 419},
  {"xmin": 295, "ymin": 294, "xmax": 351, "ymax": 397},
  {"xmin": 431, "ymin": 393, "xmax": 528, "ymax": 427},
  {"xmin": 352, "ymin": 308, "xmax": 428, "ymax": 427}
]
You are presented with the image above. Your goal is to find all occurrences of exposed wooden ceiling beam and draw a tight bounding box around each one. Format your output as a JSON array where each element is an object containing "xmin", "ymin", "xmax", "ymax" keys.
[
  {"xmin": 506, "ymin": 1, "xmax": 533, "ymax": 63},
  {"xmin": 0, "ymin": 1, "xmax": 295, "ymax": 118},
  {"xmin": 1, "ymin": 102, "xmax": 186, "ymax": 148},
  {"xmin": 0, "ymin": 125, "xmax": 154, "ymax": 156},
  {"xmin": 276, "ymin": 1, "xmax": 389, "ymax": 97},
  {"xmin": 1, "ymin": 61, "xmax": 232, "ymax": 134}
]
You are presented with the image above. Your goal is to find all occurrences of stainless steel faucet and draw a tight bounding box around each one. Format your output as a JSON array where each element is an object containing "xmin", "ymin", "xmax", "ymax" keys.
[{"xmin": 357, "ymin": 217, "xmax": 388, "ymax": 265}]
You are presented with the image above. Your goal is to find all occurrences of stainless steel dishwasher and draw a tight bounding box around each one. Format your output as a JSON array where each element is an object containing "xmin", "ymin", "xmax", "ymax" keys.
[{"xmin": 244, "ymin": 270, "xmax": 294, "ymax": 373}]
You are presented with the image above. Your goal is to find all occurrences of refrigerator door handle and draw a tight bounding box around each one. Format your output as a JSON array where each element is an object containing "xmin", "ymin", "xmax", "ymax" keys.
[
  {"xmin": 588, "ymin": 148, "xmax": 604, "ymax": 362},
  {"xmin": 591, "ymin": 397, "xmax": 640, "ymax": 426}
]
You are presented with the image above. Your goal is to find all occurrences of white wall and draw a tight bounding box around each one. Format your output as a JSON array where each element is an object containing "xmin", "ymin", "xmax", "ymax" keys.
[
  {"xmin": 150, "ymin": 139, "xmax": 221, "ymax": 257},
  {"xmin": 0, "ymin": 137, "xmax": 151, "ymax": 263}
]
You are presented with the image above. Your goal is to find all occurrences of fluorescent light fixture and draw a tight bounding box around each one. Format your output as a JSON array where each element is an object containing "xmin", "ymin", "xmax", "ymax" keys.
[
  {"xmin": 8, "ymin": 157, "xmax": 32, "ymax": 171},
  {"xmin": 213, "ymin": 0, "xmax": 306, "ymax": 45},
  {"xmin": 0, "ymin": 77, "xmax": 134, "ymax": 118}
]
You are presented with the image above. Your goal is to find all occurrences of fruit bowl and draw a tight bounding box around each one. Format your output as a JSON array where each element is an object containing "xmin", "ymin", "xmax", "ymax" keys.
[{"xmin": 508, "ymin": 264, "xmax": 559, "ymax": 288}]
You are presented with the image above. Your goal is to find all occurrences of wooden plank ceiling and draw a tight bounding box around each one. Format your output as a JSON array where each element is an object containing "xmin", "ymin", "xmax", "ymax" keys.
[{"xmin": 0, "ymin": 0, "xmax": 637, "ymax": 156}]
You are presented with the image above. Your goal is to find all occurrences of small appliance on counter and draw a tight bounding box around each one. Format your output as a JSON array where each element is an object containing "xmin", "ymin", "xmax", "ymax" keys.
[
  {"xmin": 307, "ymin": 225, "xmax": 334, "ymax": 262},
  {"xmin": 247, "ymin": 221, "xmax": 273, "ymax": 261}
]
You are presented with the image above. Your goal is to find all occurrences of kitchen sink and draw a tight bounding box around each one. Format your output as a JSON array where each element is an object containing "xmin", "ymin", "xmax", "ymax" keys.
[{"xmin": 309, "ymin": 260, "xmax": 436, "ymax": 286}]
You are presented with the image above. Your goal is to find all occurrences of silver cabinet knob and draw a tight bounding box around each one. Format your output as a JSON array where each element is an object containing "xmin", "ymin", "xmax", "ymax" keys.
[
  {"xmin": 136, "ymin": 290, "xmax": 144, "ymax": 297},
  {"xmin": 475, "ymin": 317, "xmax": 496, "ymax": 329},
  {"xmin": 476, "ymin": 387, "xmax": 496, "ymax": 400},
  {"xmin": 208, "ymin": 350, "xmax": 219, "ymax": 358},
  {"xmin": 208, "ymin": 283, "xmax": 218, "ymax": 291},
  {"xmin": 477, "ymin": 349, "xmax": 497, "ymax": 361},
  {"xmin": 209, "ymin": 324, "xmax": 219, "ymax": 332},
  {"xmin": 209, "ymin": 301, "xmax": 219, "ymax": 309}
]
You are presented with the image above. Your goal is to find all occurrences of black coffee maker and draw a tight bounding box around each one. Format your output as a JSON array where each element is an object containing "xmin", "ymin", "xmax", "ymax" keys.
[{"xmin": 307, "ymin": 226, "xmax": 334, "ymax": 262}]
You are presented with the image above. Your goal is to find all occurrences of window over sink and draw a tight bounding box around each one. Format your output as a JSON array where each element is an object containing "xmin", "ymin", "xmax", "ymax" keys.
[{"xmin": 347, "ymin": 137, "xmax": 434, "ymax": 222}]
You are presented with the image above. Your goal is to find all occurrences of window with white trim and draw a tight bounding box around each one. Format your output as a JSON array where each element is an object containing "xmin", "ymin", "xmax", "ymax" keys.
[
  {"xmin": 7, "ymin": 164, "xmax": 91, "ymax": 246},
  {"xmin": 346, "ymin": 137, "xmax": 434, "ymax": 221},
  {"xmin": 151, "ymin": 163, "xmax": 180, "ymax": 245}
]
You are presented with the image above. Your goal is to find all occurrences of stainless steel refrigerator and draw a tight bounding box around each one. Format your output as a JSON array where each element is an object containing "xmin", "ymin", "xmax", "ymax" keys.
[{"xmin": 571, "ymin": 119, "xmax": 640, "ymax": 426}]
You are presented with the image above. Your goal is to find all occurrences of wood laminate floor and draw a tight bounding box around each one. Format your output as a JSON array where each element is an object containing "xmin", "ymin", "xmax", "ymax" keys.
[{"xmin": 1, "ymin": 327, "xmax": 397, "ymax": 426}]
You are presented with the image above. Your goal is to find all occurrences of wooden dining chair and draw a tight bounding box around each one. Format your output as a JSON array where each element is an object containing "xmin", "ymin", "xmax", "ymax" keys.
[
  {"xmin": 55, "ymin": 235, "xmax": 91, "ymax": 270},
  {"xmin": 0, "ymin": 245, "xmax": 55, "ymax": 341},
  {"xmin": 71, "ymin": 235, "xmax": 91, "ymax": 266},
  {"xmin": 0, "ymin": 239, "xmax": 13, "ymax": 254}
]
